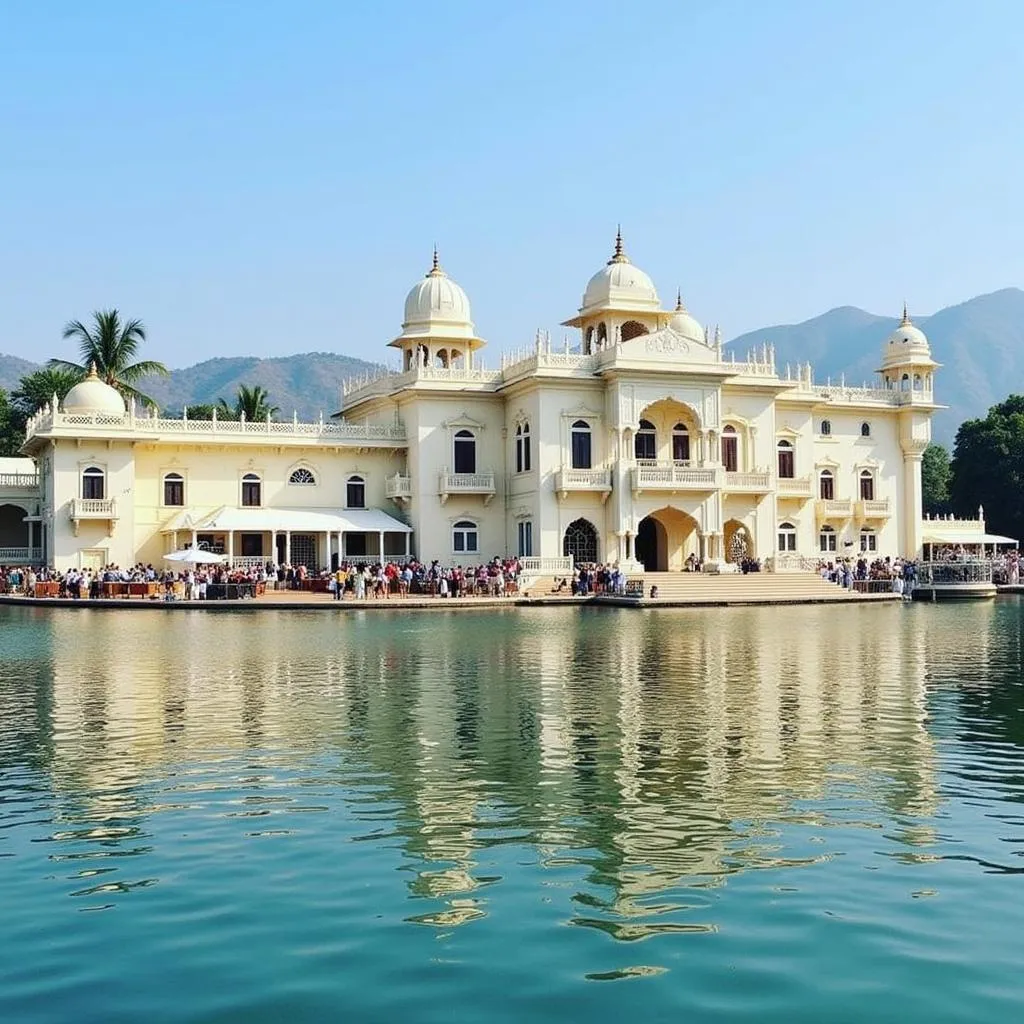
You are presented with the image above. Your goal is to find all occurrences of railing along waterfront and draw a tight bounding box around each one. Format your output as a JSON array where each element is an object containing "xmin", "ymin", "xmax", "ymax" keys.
[
  {"xmin": 26, "ymin": 408, "xmax": 407, "ymax": 445},
  {"xmin": 918, "ymin": 560, "xmax": 994, "ymax": 585},
  {"xmin": 519, "ymin": 556, "xmax": 574, "ymax": 576},
  {"xmin": 0, "ymin": 473, "xmax": 40, "ymax": 491}
]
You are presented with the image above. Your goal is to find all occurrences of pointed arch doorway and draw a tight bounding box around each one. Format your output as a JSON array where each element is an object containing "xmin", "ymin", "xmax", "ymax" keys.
[{"xmin": 636, "ymin": 507, "xmax": 700, "ymax": 571}]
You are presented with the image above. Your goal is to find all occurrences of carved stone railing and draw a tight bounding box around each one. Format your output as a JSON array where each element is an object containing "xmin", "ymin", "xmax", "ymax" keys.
[
  {"xmin": 555, "ymin": 467, "xmax": 612, "ymax": 500},
  {"xmin": 631, "ymin": 462, "xmax": 719, "ymax": 492},
  {"xmin": 816, "ymin": 498, "xmax": 853, "ymax": 519},
  {"xmin": 71, "ymin": 497, "xmax": 117, "ymax": 518},
  {"xmin": 385, "ymin": 473, "xmax": 412, "ymax": 500},
  {"xmin": 856, "ymin": 498, "xmax": 891, "ymax": 519},
  {"xmin": 342, "ymin": 364, "xmax": 503, "ymax": 403},
  {"xmin": 0, "ymin": 473, "xmax": 40, "ymax": 491},
  {"xmin": 777, "ymin": 475, "xmax": 813, "ymax": 498},
  {"xmin": 519, "ymin": 556, "xmax": 574, "ymax": 575},
  {"xmin": 26, "ymin": 408, "xmax": 407, "ymax": 447},
  {"xmin": 723, "ymin": 470, "xmax": 771, "ymax": 492},
  {"xmin": 766, "ymin": 553, "xmax": 821, "ymax": 573},
  {"xmin": 438, "ymin": 470, "xmax": 496, "ymax": 505}
]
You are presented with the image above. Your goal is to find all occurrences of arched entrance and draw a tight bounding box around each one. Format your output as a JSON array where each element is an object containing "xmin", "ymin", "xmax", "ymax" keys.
[
  {"xmin": 0, "ymin": 504, "xmax": 29, "ymax": 549},
  {"xmin": 563, "ymin": 518, "xmax": 598, "ymax": 565},
  {"xmin": 635, "ymin": 515, "xmax": 667, "ymax": 571},
  {"xmin": 724, "ymin": 519, "xmax": 753, "ymax": 565},
  {"xmin": 636, "ymin": 507, "xmax": 700, "ymax": 571}
]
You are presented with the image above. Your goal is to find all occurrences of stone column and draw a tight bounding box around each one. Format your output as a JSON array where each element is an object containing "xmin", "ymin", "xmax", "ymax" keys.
[
  {"xmin": 285, "ymin": 531, "xmax": 291, "ymax": 566},
  {"xmin": 901, "ymin": 440, "xmax": 927, "ymax": 558},
  {"xmin": 227, "ymin": 531, "xmax": 234, "ymax": 566}
]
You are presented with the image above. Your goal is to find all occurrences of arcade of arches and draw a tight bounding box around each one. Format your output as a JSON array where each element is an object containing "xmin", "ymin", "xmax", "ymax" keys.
[
  {"xmin": 0, "ymin": 503, "xmax": 30, "ymax": 549},
  {"xmin": 635, "ymin": 507, "xmax": 700, "ymax": 571}
]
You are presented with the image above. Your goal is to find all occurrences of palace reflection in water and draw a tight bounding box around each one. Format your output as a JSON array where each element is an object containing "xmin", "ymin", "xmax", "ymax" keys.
[{"xmin": 3, "ymin": 602, "xmax": 1003, "ymax": 934}]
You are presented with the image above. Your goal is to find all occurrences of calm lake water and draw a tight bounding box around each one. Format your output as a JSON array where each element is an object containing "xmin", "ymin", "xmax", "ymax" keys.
[{"xmin": 1, "ymin": 601, "xmax": 1023, "ymax": 1023}]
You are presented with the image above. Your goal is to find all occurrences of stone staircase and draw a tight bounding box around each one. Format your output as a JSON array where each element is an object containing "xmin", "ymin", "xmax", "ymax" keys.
[{"xmin": 604, "ymin": 571, "xmax": 884, "ymax": 605}]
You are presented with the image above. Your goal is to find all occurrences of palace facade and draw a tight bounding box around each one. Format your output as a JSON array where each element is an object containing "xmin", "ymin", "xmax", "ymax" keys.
[{"xmin": 7, "ymin": 233, "xmax": 940, "ymax": 573}]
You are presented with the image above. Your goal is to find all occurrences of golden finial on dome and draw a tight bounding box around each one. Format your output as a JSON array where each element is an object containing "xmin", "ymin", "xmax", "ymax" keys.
[
  {"xmin": 86, "ymin": 362, "xmax": 99, "ymax": 379},
  {"xmin": 428, "ymin": 245, "xmax": 444, "ymax": 277},
  {"xmin": 608, "ymin": 225, "xmax": 629, "ymax": 264}
]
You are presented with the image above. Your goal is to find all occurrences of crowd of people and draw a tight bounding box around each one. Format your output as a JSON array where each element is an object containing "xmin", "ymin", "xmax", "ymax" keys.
[{"xmin": 817, "ymin": 556, "xmax": 917, "ymax": 595}]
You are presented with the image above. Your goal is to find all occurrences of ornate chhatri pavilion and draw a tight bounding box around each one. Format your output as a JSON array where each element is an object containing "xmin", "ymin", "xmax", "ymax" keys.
[{"xmin": 7, "ymin": 232, "xmax": 940, "ymax": 574}]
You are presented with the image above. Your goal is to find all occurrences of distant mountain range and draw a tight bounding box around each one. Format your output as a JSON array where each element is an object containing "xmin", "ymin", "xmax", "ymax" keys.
[{"xmin": 2, "ymin": 288, "xmax": 1022, "ymax": 442}]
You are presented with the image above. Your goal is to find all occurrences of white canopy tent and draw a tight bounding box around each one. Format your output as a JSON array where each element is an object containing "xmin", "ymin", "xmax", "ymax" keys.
[
  {"xmin": 160, "ymin": 506, "xmax": 413, "ymax": 567},
  {"xmin": 922, "ymin": 529, "xmax": 1017, "ymax": 547},
  {"xmin": 164, "ymin": 548, "xmax": 227, "ymax": 565}
]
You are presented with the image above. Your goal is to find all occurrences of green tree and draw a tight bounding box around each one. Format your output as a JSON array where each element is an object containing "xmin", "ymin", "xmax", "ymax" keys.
[
  {"xmin": 949, "ymin": 395, "xmax": 1024, "ymax": 542},
  {"xmin": 217, "ymin": 384, "xmax": 278, "ymax": 421},
  {"xmin": 921, "ymin": 442, "xmax": 951, "ymax": 515},
  {"xmin": 181, "ymin": 403, "xmax": 219, "ymax": 420},
  {"xmin": 11, "ymin": 366, "xmax": 84, "ymax": 416},
  {"xmin": 50, "ymin": 309, "xmax": 168, "ymax": 407},
  {"xmin": 0, "ymin": 389, "xmax": 22, "ymax": 456}
]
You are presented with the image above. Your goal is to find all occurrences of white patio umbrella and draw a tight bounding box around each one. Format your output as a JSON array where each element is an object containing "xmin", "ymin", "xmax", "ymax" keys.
[{"xmin": 164, "ymin": 548, "xmax": 226, "ymax": 565}]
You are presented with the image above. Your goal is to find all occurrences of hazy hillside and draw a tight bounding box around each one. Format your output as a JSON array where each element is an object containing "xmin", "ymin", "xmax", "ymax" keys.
[
  {"xmin": 0, "ymin": 352, "xmax": 382, "ymax": 420},
  {"xmin": 2, "ymin": 289, "xmax": 1022, "ymax": 437},
  {"xmin": 729, "ymin": 288, "xmax": 1024, "ymax": 443}
]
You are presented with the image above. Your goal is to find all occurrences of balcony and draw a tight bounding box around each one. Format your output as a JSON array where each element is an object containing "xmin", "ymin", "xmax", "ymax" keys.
[
  {"xmin": 723, "ymin": 470, "xmax": 772, "ymax": 495},
  {"xmin": 555, "ymin": 467, "xmax": 612, "ymax": 501},
  {"xmin": 385, "ymin": 473, "xmax": 413, "ymax": 504},
  {"xmin": 856, "ymin": 497, "xmax": 892, "ymax": 520},
  {"xmin": 69, "ymin": 497, "xmax": 119, "ymax": 536},
  {"xmin": 0, "ymin": 473, "xmax": 40, "ymax": 494},
  {"xmin": 630, "ymin": 461, "xmax": 718, "ymax": 494},
  {"xmin": 776, "ymin": 475, "xmax": 813, "ymax": 499},
  {"xmin": 438, "ymin": 470, "xmax": 496, "ymax": 505},
  {"xmin": 816, "ymin": 498, "xmax": 853, "ymax": 520}
]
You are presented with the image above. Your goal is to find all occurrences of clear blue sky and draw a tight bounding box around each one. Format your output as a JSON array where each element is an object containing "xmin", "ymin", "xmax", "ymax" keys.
[{"xmin": 2, "ymin": 0, "xmax": 1022, "ymax": 368}]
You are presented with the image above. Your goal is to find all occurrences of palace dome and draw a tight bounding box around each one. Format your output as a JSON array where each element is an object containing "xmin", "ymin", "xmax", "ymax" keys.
[
  {"xmin": 62, "ymin": 365, "xmax": 126, "ymax": 416},
  {"xmin": 881, "ymin": 304, "xmax": 932, "ymax": 367},
  {"xmin": 580, "ymin": 230, "xmax": 661, "ymax": 313},
  {"xmin": 397, "ymin": 250, "xmax": 477, "ymax": 341},
  {"xmin": 668, "ymin": 292, "xmax": 704, "ymax": 344}
]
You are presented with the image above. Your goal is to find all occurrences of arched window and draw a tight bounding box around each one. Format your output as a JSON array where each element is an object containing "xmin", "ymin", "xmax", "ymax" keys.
[
  {"xmin": 436, "ymin": 349, "xmax": 449, "ymax": 368},
  {"xmin": 860, "ymin": 422, "xmax": 871, "ymax": 437},
  {"xmin": 776, "ymin": 439, "xmax": 795, "ymax": 479},
  {"xmin": 453, "ymin": 429, "xmax": 476, "ymax": 474},
  {"xmin": 450, "ymin": 349, "xmax": 464, "ymax": 368},
  {"xmin": 621, "ymin": 320, "xmax": 648, "ymax": 342},
  {"xmin": 452, "ymin": 520, "xmax": 478, "ymax": 554},
  {"xmin": 163, "ymin": 472, "xmax": 184, "ymax": 507},
  {"xmin": 672, "ymin": 424, "xmax": 690, "ymax": 463},
  {"xmin": 913, "ymin": 373, "xmax": 922, "ymax": 390},
  {"xmin": 859, "ymin": 470, "xmax": 874, "ymax": 501},
  {"xmin": 778, "ymin": 521, "xmax": 797, "ymax": 552},
  {"xmin": 241, "ymin": 473, "xmax": 261, "ymax": 507},
  {"xmin": 571, "ymin": 419, "xmax": 592, "ymax": 470},
  {"xmin": 515, "ymin": 422, "xmax": 531, "ymax": 473},
  {"xmin": 635, "ymin": 419, "xmax": 656, "ymax": 461},
  {"xmin": 563, "ymin": 518, "xmax": 598, "ymax": 565},
  {"xmin": 81, "ymin": 466, "xmax": 105, "ymax": 500},
  {"xmin": 820, "ymin": 419, "xmax": 832, "ymax": 437},
  {"xmin": 859, "ymin": 527, "xmax": 877, "ymax": 552},
  {"xmin": 583, "ymin": 326, "xmax": 594, "ymax": 355},
  {"xmin": 819, "ymin": 525, "xmax": 837, "ymax": 552},
  {"xmin": 721, "ymin": 425, "xmax": 738, "ymax": 472},
  {"xmin": 289, "ymin": 467, "xmax": 316, "ymax": 486},
  {"xmin": 597, "ymin": 322, "xmax": 608, "ymax": 349},
  {"xmin": 819, "ymin": 469, "xmax": 835, "ymax": 500},
  {"xmin": 346, "ymin": 475, "xmax": 366, "ymax": 509},
  {"xmin": 901, "ymin": 373, "xmax": 910, "ymax": 391}
]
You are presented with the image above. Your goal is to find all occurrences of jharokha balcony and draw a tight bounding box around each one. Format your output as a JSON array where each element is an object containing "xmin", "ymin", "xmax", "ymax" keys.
[
  {"xmin": 722, "ymin": 470, "xmax": 772, "ymax": 494},
  {"xmin": 438, "ymin": 470, "xmax": 496, "ymax": 505},
  {"xmin": 630, "ymin": 460, "xmax": 718, "ymax": 494},
  {"xmin": 385, "ymin": 473, "xmax": 412, "ymax": 503},
  {"xmin": 776, "ymin": 475, "xmax": 813, "ymax": 499},
  {"xmin": 856, "ymin": 497, "xmax": 892, "ymax": 520},
  {"xmin": 815, "ymin": 497, "xmax": 853, "ymax": 521},
  {"xmin": 69, "ymin": 497, "xmax": 119, "ymax": 536},
  {"xmin": 555, "ymin": 467, "xmax": 613, "ymax": 501}
]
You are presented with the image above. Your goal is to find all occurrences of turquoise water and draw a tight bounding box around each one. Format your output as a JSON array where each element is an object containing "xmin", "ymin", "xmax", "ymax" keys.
[{"xmin": 1, "ymin": 601, "xmax": 1023, "ymax": 1022}]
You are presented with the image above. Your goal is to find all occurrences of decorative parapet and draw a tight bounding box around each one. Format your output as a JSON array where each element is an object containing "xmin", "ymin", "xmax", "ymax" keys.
[
  {"xmin": 631, "ymin": 461, "xmax": 719, "ymax": 493},
  {"xmin": 554, "ymin": 466, "xmax": 612, "ymax": 501},
  {"xmin": 0, "ymin": 473, "xmax": 40, "ymax": 492},
  {"xmin": 437, "ymin": 469, "xmax": 496, "ymax": 505},
  {"xmin": 25, "ymin": 407, "xmax": 407, "ymax": 448},
  {"xmin": 342, "ymin": 363, "xmax": 503, "ymax": 405}
]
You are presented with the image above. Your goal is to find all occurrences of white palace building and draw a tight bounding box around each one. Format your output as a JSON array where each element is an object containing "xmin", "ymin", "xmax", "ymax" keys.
[{"xmin": 4, "ymin": 233, "xmax": 943, "ymax": 575}]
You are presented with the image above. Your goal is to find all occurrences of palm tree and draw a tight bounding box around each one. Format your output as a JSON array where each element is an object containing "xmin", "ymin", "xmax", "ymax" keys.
[
  {"xmin": 218, "ymin": 384, "xmax": 278, "ymax": 421},
  {"xmin": 11, "ymin": 366, "xmax": 84, "ymax": 415},
  {"xmin": 50, "ymin": 309, "xmax": 168, "ymax": 407}
]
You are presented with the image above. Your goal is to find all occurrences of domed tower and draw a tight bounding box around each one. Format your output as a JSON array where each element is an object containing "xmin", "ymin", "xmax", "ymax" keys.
[
  {"xmin": 878, "ymin": 303, "xmax": 938, "ymax": 394},
  {"xmin": 390, "ymin": 249, "xmax": 486, "ymax": 371},
  {"xmin": 667, "ymin": 289, "xmax": 705, "ymax": 345},
  {"xmin": 877, "ymin": 305, "xmax": 941, "ymax": 558},
  {"xmin": 61, "ymin": 364, "xmax": 126, "ymax": 416},
  {"xmin": 562, "ymin": 229, "xmax": 666, "ymax": 353}
]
